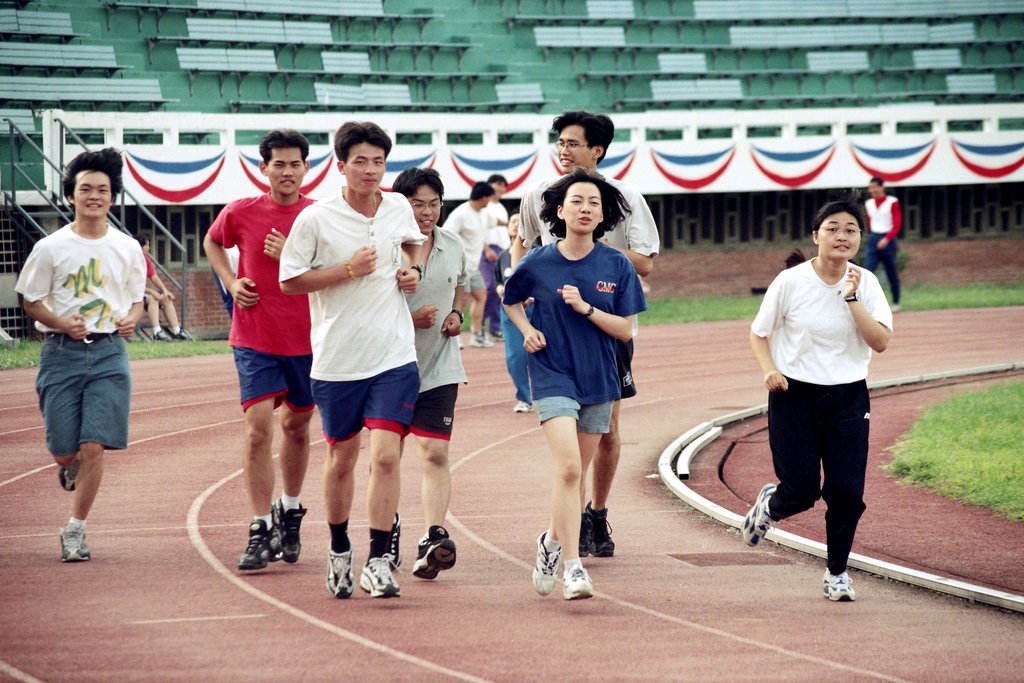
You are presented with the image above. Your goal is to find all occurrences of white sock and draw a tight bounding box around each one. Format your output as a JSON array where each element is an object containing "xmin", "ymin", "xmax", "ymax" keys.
[
  {"xmin": 255, "ymin": 514, "xmax": 272, "ymax": 529},
  {"xmin": 152, "ymin": 325, "xmax": 163, "ymax": 334},
  {"xmin": 170, "ymin": 326, "xmax": 181, "ymax": 334},
  {"xmin": 280, "ymin": 494, "xmax": 300, "ymax": 511},
  {"xmin": 68, "ymin": 517, "xmax": 86, "ymax": 530},
  {"xmin": 543, "ymin": 534, "xmax": 560, "ymax": 553}
]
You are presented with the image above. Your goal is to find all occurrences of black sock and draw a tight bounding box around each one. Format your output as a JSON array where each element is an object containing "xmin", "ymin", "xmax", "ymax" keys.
[
  {"xmin": 368, "ymin": 528, "xmax": 391, "ymax": 559},
  {"xmin": 329, "ymin": 521, "xmax": 350, "ymax": 553}
]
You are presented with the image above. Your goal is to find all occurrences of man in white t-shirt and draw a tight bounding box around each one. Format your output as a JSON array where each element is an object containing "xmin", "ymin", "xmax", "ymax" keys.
[
  {"xmin": 514, "ymin": 110, "xmax": 660, "ymax": 560},
  {"xmin": 279, "ymin": 121, "xmax": 425, "ymax": 600},
  {"xmin": 485, "ymin": 173, "xmax": 509, "ymax": 228},
  {"xmin": 15, "ymin": 148, "xmax": 147, "ymax": 563},
  {"xmin": 442, "ymin": 180, "xmax": 497, "ymax": 348}
]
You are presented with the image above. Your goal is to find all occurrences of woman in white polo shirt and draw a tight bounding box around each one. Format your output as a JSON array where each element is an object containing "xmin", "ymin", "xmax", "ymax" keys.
[{"xmin": 741, "ymin": 193, "xmax": 893, "ymax": 602}]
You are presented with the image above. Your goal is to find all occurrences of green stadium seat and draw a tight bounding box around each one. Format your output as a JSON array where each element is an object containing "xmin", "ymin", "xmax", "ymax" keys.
[
  {"xmin": 495, "ymin": 82, "xmax": 545, "ymax": 106},
  {"xmin": 806, "ymin": 51, "xmax": 869, "ymax": 72},
  {"xmin": 321, "ymin": 51, "xmax": 372, "ymax": 75},
  {"xmin": 913, "ymin": 49, "xmax": 962, "ymax": 70},
  {"xmin": 197, "ymin": 0, "xmax": 384, "ymax": 16},
  {"xmin": 0, "ymin": 75, "xmax": 168, "ymax": 106},
  {"xmin": 0, "ymin": 8, "xmax": 78, "ymax": 40},
  {"xmin": 587, "ymin": 1, "xmax": 633, "ymax": 19},
  {"xmin": 657, "ymin": 53, "xmax": 708, "ymax": 74},
  {"xmin": 947, "ymin": 73, "xmax": 998, "ymax": 94},
  {"xmin": 0, "ymin": 108, "xmax": 36, "ymax": 133},
  {"xmin": 0, "ymin": 43, "xmax": 119, "ymax": 73},
  {"xmin": 183, "ymin": 17, "xmax": 334, "ymax": 46}
]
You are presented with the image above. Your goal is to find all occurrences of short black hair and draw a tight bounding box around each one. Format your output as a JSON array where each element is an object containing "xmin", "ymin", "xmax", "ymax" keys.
[
  {"xmin": 551, "ymin": 110, "xmax": 615, "ymax": 164},
  {"xmin": 469, "ymin": 181, "xmax": 495, "ymax": 201},
  {"xmin": 869, "ymin": 176, "xmax": 884, "ymax": 186},
  {"xmin": 135, "ymin": 234, "xmax": 149, "ymax": 248},
  {"xmin": 812, "ymin": 190, "xmax": 866, "ymax": 233},
  {"xmin": 259, "ymin": 129, "xmax": 309, "ymax": 163},
  {"xmin": 333, "ymin": 121, "xmax": 392, "ymax": 162},
  {"xmin": 63, "ymin": 147, "xmax": 123, "ymax": 200},
  {"xmin": 486, "ymin": 174, "xmax": 508, "ymax": 185},
  {"xmin": 392, "ymin": 166, "xmax": 444, "ymax": 201},
  {"xmin": 539, "ymin": 168, "xmax": 631, "ymax": 241}
]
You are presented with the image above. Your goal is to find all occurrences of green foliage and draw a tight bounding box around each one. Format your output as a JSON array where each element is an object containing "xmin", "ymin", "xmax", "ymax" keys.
[
  {"xmin": 0, "ymin": 339, "xmax": 231, "ymax": 370},
  {"xmin": 887, "ymin": 382, "xmax": 1024, "ymax": 521}
]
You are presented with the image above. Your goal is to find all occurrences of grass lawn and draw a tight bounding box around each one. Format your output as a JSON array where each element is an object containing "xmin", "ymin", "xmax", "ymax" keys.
[
  {"xmin": 886, "ymin": 381, "xmax": 1024, "ymax": 521},
  {"xmin": 0, "ymin": 338, "xmax": 231, "ymax": 371}
]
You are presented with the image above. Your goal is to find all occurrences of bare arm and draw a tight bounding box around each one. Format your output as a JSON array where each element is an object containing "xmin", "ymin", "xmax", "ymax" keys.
[
  {"xmin": 843, "ymin": 266, "xmax": 891, "ymax": 352},
  {"xmin": 23, "ymin": 299, "xmax": 87, "ymax": 339},
  {"xmin": 558, "ymin": 284, "xmax": 632, "ymax": 341},
  {"xmin": 502, "ymin": 300, "xmax": 546, "ymax": 353},
  {"xmin": 205, "ymin": 233, "xmax": 259, "ymax": 308},
  {"xmin": 749, "ymin": 330, "xmax": 789, "ymax": 392}
]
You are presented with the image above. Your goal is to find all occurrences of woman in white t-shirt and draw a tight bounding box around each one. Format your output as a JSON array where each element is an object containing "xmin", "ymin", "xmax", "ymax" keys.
[{"xmin": 742, "ymin": 193, "xmax": 893, "ymax": 603}]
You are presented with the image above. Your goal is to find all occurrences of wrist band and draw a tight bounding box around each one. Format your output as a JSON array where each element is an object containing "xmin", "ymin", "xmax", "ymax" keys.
[{"xmin": 344, "ymin": 260, "xmax": 355, "ymax": 279}]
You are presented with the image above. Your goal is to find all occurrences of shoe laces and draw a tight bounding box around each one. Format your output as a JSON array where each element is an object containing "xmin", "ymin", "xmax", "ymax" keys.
[
  {"xmin": 565, "ymin": 565, "xmax": 588, "ymax": 585},
  {"xmin": 244, "ymin": 530, "xmax": 268, "ymax": 555},
  {"xmin": 540, "ymin": 544, "xmax": 561, "ymax": 575},
  {"xmin": 366, "ymin": 557, "xmax": 393, "ymax": 583},
  {"xmin": 62, "ymin": 527, "xmax": 84, "ymax": 551}
]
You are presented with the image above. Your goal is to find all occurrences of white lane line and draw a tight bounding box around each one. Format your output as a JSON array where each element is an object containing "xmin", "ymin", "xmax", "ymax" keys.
[
  {"xmin": 186, "ymin": 458, "xmax": 489, "ymax": 683},
  {"xmin": 0, "ymin": 659, "xmax": 44, "ymax": 683},
  {"xmin": 130, "ymin": 614, "xmax": 265, "ymax": 625},
  {"xmin": 446, "ymin": 430, "xmax": 913, "ymax": 683}
]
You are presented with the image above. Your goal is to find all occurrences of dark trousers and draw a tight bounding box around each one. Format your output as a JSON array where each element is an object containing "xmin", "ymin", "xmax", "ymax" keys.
[
  {"xmin": 863, "ymin": 233, "xmax": 900, "ymax": 305},
  {"xmin": 767, "ymin": 378, "xmax": 870, "ymax": 574}
]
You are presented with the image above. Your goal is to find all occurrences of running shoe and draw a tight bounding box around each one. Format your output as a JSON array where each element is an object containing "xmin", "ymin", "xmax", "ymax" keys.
[
  {"xmin": 58, "ymin": 458, "xmax": 80, "ymax": 492},
  {"xmin": 742, "ymin": 484, "xmax": 777, "ymax": 547},
  {"xmin": 579, "ymin": 511, "xmax": 593, "ymax": 557},
  {"xmin": 563, "ymin": 564, "xmax": 594, "ymax": 600},
  {"xmin": 360, "ymin": 557, "xmax": 401, "ymax": 598},
  {"xmin": 469, "ymin": 332, "xmax": 493, "ymax": 348},
  {"xmin": 237, "ymin": 519, "xmax": 282, "ymax": 570},
  {"xmin": 412, "ymin": 525, "xmax": 457, "ymax": 580},
  {"xmin": 153, "ymin": 329, "xmax": 172, "ymax": 342},
  {"xmin": 532, "ymin": 532, "xmax": 561, "ymax": 597},
  {"xmin": 60, "ymin": 524, "xmax": 90, "ymax": 562},
  {"xmin": 326, "ymin": 549, "xmax": 354, "ymax": 598},
  {"xmin": 385, "ymin": 513, "xmax": 401, "ymax": 570},
  {"xmin": 272, "ymin": 500, "xmax": 306, "ymax": 564},
  {"xmin": 823, "ymin": 569, "xmax": 856, "ymax": 602},
  {"xmin": 513, "ymin": 401, "xmax": 533, "ymax": 413}
]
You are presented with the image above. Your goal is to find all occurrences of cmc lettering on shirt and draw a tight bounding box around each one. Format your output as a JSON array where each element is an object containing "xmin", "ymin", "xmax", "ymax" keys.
[{"xmin": 595, "ymin": 281, "xmax": 617, "ymax": 293}]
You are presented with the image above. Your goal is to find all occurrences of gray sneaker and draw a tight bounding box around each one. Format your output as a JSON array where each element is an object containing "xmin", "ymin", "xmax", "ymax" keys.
[
  {"xmin": 58, "ymin": 458, "xmax": 80, "ymax": 492},
  {"xmin": 60, "ymin": 525, "xmax": 90, "ymax": 562},
  {"xmin": 326, "ymin": 549, "xmax": 355, "ymax": 598},
  {"xmin": 823, "ymin": 569, "xmax": 856, "ymax": 602},
  {"xmin": 742, "ymin": 484, "xmax": 777, "ymax": 547},
  {"xmin": 563, "ymin": 564, "xmax": 594, "ymax": 600},
  {"xmin": 532, "ymin": 532, "xmax": 561, "ymax": 596},
  {"xmin": 360, "ymin": 557, "xmax": 401, "ymax": 598}
]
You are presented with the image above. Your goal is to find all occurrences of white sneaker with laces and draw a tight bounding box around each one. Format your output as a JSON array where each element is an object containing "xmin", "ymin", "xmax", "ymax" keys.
[
  {"xmin": 823, "ymin": 569, "xmax": 856, "ymax": 602},
  {"xmin": 532, "ymin": 532, "xmax": 561, "ymax": 596},
  {"xmin": 469, "ymin": 332, "xmax": 493, "ymax": 348},
  {"xmin": 360, "ymin": 556, "xmax": 401, "ymax": 598},
  {"xmin": 60, "ymin": 524, "xmax": 90, "ymax": 562},
  {"xmin": 563, "ymin": 565, "xmax": 594, "ymax": 600},
  {"xmin": 742, "ymin": 483, "xmax": 776, "ymax": 546},
  {"xmin": 326, "ymin": 549, "xmax": 354, "ymax": 598},
  {"xmin": 513, "ymin": 401, "xmax": 533, "ymax": 413}
]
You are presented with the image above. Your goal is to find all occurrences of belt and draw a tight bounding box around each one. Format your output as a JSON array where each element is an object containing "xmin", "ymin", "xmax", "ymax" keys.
[{"xmin": 47, "ymin": 332, "xmax": 116, "ymax": 344}]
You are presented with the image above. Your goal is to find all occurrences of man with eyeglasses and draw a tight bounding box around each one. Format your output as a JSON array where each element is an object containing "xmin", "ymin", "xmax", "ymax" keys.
[
  {"xmin": 279, "ymin": 121, "xmax": 425, "ymax": 600},
  {"xmin": 513, "ymin": 110, "xmax": 660, "ymax": 561}
]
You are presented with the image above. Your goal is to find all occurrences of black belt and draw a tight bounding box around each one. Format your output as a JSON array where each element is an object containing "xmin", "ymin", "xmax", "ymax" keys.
[{"xmin": 47, "ymin": 332, "xmax": 115, "ymax": 343}]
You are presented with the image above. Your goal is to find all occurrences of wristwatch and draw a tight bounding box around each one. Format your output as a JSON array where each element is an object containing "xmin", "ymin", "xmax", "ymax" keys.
[
  {"xmin": 844, "ymin": 292, "xmax": 859, "ymax": 303},
  {"xmin": 450, "ymin": 309, "xmax": 464, "ymax": 324},
  {"xmin": 584, "ymin": 304, "xmax": 595, "ymax": 317},
  {"xmin": 410, "ymin": 264, "xmax": 424, "ymax": 278}
]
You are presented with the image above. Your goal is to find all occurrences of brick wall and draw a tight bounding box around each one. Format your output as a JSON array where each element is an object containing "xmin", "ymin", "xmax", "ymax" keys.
[
  {"xmin": 645, "ymin": 236, "xmax": 1024, "ymax": 299},
  {"xmin": 182, "ymin": 269, "xmax": 231, "ymax": 339}
]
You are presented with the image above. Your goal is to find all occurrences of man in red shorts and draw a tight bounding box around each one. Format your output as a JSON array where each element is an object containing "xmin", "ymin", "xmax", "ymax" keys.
[{"xmin": 203, "ymin": 129, "xmax": 316, "ymax": 571}]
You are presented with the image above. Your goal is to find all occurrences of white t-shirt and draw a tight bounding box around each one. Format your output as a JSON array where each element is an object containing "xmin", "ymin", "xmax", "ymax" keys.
[
  {"xmin": 485, "ymin": 199, "xmax": 508, "ymax": 228},
  {"xmin": 15, "ymin": 224, "xmax": 147, "ymax": 334},
  {"xmin": 278, "ymin": 189, "xmax": 426, "ymax": 382},
  {"xmin": 442, "ymin": 200, "xmax": 496, "ymax": 275},
  {"xmin": 751, "ymin": 259, "xmax": 893, "ymax": 385}
]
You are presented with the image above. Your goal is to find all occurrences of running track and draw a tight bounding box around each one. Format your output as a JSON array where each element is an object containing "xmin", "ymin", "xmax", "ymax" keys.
[{"xmin": 1, "ymin": 307, "xmax": 1022, "ymax": 682}]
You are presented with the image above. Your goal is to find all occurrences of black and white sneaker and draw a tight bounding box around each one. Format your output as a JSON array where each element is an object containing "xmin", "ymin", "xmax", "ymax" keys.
[
  {"xmin": 385, "ymin": 513, "xmax": 401, "ymax": 571},
  {"xmin": 360, "ymin": 557, "xmax": 401, "ymax": 598},
  {"xmin": 237, "ymin": 519, "xmax": 282, "ymax": 570},
  {"xmin": 58, "ymin": 458, "xmax": 80, "ymax": 492},
  {"xmin": 327, "ymin": 549, "xmax": 354, "ymax": 598},
  {"xmin": 272, "ymin": 500, "xmax": 306, "ymax": 564},
  {"xmin": 742, "ymin": 484, "xmax": 777, "ymax": 547},
  {"xmin": 412, "ymin": 525, "xmax": 457, "ymax": 580},
  {"xmin": 532, "ymin": 532, "xmax": 561, "ymax": 596},
  {"xmin": 587, "ymin": 503, "xmax": 615, "ymax": 557}
]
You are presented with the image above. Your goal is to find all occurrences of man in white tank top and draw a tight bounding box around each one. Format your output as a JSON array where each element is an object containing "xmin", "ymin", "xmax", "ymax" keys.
[{"xmin": 863, "ymin": 177, "xmax": 902, "ymax": 311}]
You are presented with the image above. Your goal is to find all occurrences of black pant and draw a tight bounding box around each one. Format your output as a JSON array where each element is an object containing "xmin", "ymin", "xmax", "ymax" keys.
[{"xmin": 767, "ymin": 378, "xmax": 869, "ymax": 575}]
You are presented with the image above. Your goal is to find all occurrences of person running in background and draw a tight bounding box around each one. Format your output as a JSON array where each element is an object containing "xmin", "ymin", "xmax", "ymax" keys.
[
  {"xmin": 204, "ymin": 129, "xmax": 317, "ymax": 572},
  {"xmin": 16, "ymin": 148, "xmax": 147, "ymax": 563},
  {"xmin": 393, "ymin": 166, "xmax": 467, "ymax": 581},
  {"xmin": 863, "ymin": 177, "xmax": 902, "ymax": 312},
  {"xmin": 514, "ymin": 110, "xmax": 659, "ymax": 560},
  {"xmin": 442, "ymin": 181, "xmax": 497, "ymax": 348},
  {"xmin": 279, "ymin": 121, "xmax": 425, "ymax": 599},
  {"xmin": 503, "ymin": 169, "xmax": 646, "ymax": 601},
  {"xmin": 744, "ymin": 192, "xmax": 892, "ymax": 602},
  {"xmin": 135, "ymin": 234, "xmax": 189, "ymax": 341},
  {"xmin": 494, "ymin": 210, "xmax": 533, "ymax": 413}
]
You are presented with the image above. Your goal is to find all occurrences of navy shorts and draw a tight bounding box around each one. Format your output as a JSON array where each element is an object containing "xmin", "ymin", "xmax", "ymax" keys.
[
  {"xmin": 36, "ymin": 334, "xmax": 131, "ymax": 456},
  {"xmin": 232, "ymin": 347, "xmax": 315, "ymax": 413},
  {"xmin": 409, "ymin": 383, "xmax": 459, "ymax": 441},
  {"xmin": 312, "ymin": 362, "xmax": 420, "ymax": 443}
]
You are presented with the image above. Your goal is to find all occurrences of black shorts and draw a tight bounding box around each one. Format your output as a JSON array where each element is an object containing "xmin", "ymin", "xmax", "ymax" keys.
[
  {"xmin": 409, "ymin": 383, "xmax": 459, "ymax": 440},
  {"xmin": 616, "ymin": 338, "xmax": 637, "ymax": 400}
]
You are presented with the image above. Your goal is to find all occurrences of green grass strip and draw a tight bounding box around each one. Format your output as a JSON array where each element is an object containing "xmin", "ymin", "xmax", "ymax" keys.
[
  {"xmin": 886, "ymin": 381, "xmax": 1024, "ymax": 521},
  {"xmin": 0, "ymin": 339, "xmax": 232, "ymax": 370}
]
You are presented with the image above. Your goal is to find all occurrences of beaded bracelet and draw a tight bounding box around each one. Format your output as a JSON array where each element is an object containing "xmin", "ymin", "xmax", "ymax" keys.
[{"xmin": 344, "ymin": 260, "xmax": 355, "ymax": 279}]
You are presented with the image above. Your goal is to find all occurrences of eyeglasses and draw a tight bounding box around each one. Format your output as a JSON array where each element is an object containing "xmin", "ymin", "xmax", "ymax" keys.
[
  {"xmin": 409, "ymin": 200, "xmax": 442, "ymax": 210},
  {"xmin": 820, "ymin": 225, "xmax": 861, "ymax": 237},
  {"xmin": 556, "ymin": 140, "xmax": 589, "ymax": 151}
]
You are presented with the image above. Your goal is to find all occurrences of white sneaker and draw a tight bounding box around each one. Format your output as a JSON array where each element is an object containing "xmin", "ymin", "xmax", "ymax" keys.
[
  {"xmin": 513, "ymin": 401, "xmax": 533, "ymax": 413},
  {"xmin": 742, "ymin": 484, "xmax": 776, "ymax": 547},
  {"xmin": 326, "ymin": 549, "xmax": 354, "ymax": 598},
  {"xmin": 563, "ymin": 565, "xmax": 594, "ymax": 600},
  {"xmin": 60, "ymin": 525, "xmax": 90, "ymax": 562},
  {"xmin": 532, "ymin": 532, "xmax": 561, "ymax": 596},
  {"xmin": 360, "ymin": 556, "xmax": 401, "ymax": 598},
  {"xmin": 469, "ymin": 332, "xmax": 493, "ymax": 348},
  {"xmin": 823, "ymin": 569, "xmax": 856, "ymax": 602}
]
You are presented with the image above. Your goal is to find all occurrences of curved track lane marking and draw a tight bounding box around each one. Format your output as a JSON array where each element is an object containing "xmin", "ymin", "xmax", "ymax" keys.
[
  {"xmin": 0, "ymin": 660, "xmax": 43, "ymax": 683},
  {"xmin": 186, "ymin": 448, "xmax": 489, "ymax": 683},
  {"xmin": 447, "ymin": 429, "xmax": 913, "ymax": 683}
]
